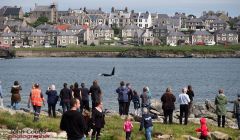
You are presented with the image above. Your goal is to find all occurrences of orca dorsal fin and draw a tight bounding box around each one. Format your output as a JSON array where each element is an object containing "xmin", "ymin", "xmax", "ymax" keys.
[{"xmin": 111, "ymin": 67, "xmax": 115, "ymax": 75}]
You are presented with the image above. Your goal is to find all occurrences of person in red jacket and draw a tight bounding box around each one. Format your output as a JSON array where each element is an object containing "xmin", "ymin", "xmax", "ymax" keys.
[{"xmin": 196, "ymin": 117, "xmax": 209, "ymax": 140}]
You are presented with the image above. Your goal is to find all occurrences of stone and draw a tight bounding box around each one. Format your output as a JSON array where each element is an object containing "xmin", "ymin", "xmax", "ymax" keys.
[
  {"xmin": 57, "ymin": 131, "xmax": 67, "ymax": 138},
  {"xmin": 150, "ymin": 99, "xmax": 163, "ymax": 114},
  {"xmin": 156, "ymin": 134, "xmax": 173, "ymax": 140},
  {"xmin": 205, "ymin": 99, "xmax": 216, "ymax": 113},
  {"xmin": 182, "ymin": 135, "xmax": 200, "ymax": 140},
  {"xmin": 46, "ymin": 132, "xmax": 58, "ymax": 138},
  {"xmin": 211, "ymin": 131, "xmax": 229, "ymax": 140}
]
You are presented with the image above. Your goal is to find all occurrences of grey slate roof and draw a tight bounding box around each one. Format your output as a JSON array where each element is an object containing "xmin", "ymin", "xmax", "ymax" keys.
[
  {"xmin": 215, "ymin": 29, "xmax": 237, "ymax": 34},
  {"xmin": 193, "ymin": 30, "xmax": 211, "ymax": 36},
  {"xmin": 212, "ymin": 19, "xmax": 226, "ymax": 24},
  {"xmin": 69, "ymin": 25, "xmax": 83, "ymax": 30},
  {"xmin": 34, "ymin": 6, "xmax": 51, "ymax": 12},
  {"xmin": 123, "ymin": 24, "xmax": 140, "ymax": 30},
  {"xmin": 94, "ymin": 24, "xmax": 111, "ymax": 30},
  {"xmin": 89, "ymin": 15, "xmax": 102, "ymax": 22},
  {"xmin": 168, "ymin": 31, "xmax": 186, "ymax": 36},
  {"xmin": 45, "ymin": 28, "xmax": 59, "ymax": 33},
  {"xmin": 236, "ymin": 21, "xmax": 240, "ymax": 26},
  {"xmin": 60, "ymin": 16, "xmax": 78, "ymax": 20},
  {"xmin": 30, "ymin": 31, "xmax": 46, "ymax": 36},
  {"xmin": 3, "ymin": 7, "xmax": 21, "ymax": 16},
  {"xmin": 18, "ymin": 26, "xmax": 35, "ymax": 32},
  {"xmin": 85, "ymin": 9, "xmax": 104, "ymax": 14},
  {"xmin": 36, "ymin": 24, "xmax": 53, "ymax": 30},
  {"xmin": 139, "ymin": 13, "xmax": 149, "ymax": 19},
  {"xmin": 130, "ymin": 13, "xmax": 139, "ymax": 19},
  {"xmin": 186, "ymin": 18, "xmax": 203, "ymax": 23},
  {"xmin": 154, "ymin": 25, "xmax": 168, "ymax": 30},
  {"xmin": 1, "ymin": 32, "xmax": 17, "ymax": 37},
  {"xmin": 206, "ymin": 15, "xmax": 219, "ymax": 20},
  {"xmin": 158, "ymin": 14, "xmax": 169, "ymax": 19},
  {"xmin": 134, "ymin": 30, "xmax": 144, "ymax": 37},
  {"xmin": 5, "ymin": 20, "xmax": 23, "ymax": 27},
  {"xmin": 58, "ymin": 31, "xmax": 76, "ymax": 36}
]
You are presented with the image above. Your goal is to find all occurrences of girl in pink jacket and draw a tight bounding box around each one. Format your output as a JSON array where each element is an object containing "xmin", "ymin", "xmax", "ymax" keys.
[{"xmin": 123, "ymin": 115, "xmax": 133, "ymax": 140}]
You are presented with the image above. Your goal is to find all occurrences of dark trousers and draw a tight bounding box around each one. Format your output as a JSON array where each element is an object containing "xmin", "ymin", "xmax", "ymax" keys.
[
  {"xmin": 163, "ymin": 109, "xmax": 173, "ymax": 124},
  {"xmin": 236, "ymin": 114, "xmax": 240, "ymax": 129},
  {"xmin": 81, "ymin": 100, "xmax": 90, "ymax": 111},
  {"xmin": 62, "ymin": 102, "xmax": 70, "ymax": 113},
  {"xmin": 126, "ymin": 101, "xmax": 131, "ymax": 115},
  {"xmin": 126, "ymin": 131, "xmax": 131, "ymax": 140},
  {"xmin": 92, "ymin": 101, "xmax": 96, "ymax": 110},
  {"xmin": 48, "ymin": 103, "xmax": 56, "ymax": 117},
  {"xmin": 199, "ymin": 135, "xmax": 208, "ymax": 140},
  {"xmin": 180, "ymin": 104, "xmax": 189, "ymax": 125},
  {"xmin": 33, "ymin": 106, "xmax": 41, "ymax": 122},
  {"xmin": 91, "ymin": 127, "xmax": 101, "ymax": 140},
  {"xmin": 217, "ymin": 115, "xmax": 225, "ymax": 127},
  {"xmin": 118, "ymin": 101, "xmax": 127, "ymax": 115},
  {"xmin": 188, "ymin": 101, "xmax": 193, "ymax": 116}
]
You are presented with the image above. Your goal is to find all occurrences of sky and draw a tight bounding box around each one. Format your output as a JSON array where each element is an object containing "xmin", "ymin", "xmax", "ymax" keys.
[{"xmin": 0, "ymin": 0, "xmax": 239, "ymax": 17}]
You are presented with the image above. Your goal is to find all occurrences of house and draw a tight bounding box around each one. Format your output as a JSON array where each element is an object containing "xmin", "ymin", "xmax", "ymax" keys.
[
  {"xmin": 0, "ymin": 25, "xmax": 11, "ymax": 33},
  {"xmin": 167, "ymin": 31, "xmax": 189, "ymax": 45},
  {"xmin": 36, "ymin": 23, "xmax": 53, "ymax": 32},
  {"xmin": 209, "ymin": 19, "xmax": 227, "ymax": 32},
  {"xmin": 82, "ymin": 14, "xmax": 105, "ymax": 29},
  {"xmin": 55, "ymin": 24, "xmax": 71, "ymax": 31},
  {"xmin": 16, "ymin": 26, "xmax": 35, "ymax": 44},
  {"xmin": 77, "ymin": 28, "xmax": 99, "ymax": 45},
  {"xmin": 235, "ymin": 21, "xmax": 240, "ymax": 32},
  {"xmin": 133, "ymin": 30, "xmax": 144, "ymax": 45},
  {"xmin": 45, "ymin": 27, "xmax": 59, "ymax": 45},
  {"xmin": 155, "ymin": 14, "xmax": 169, "ymax": 25},
  {"xmin": 151, "ymin": 13, "xmax": 158, "ymax": 25},
  {"xmin": 4, "ymin": 19, "xmax": 27, "ymax": 32},
  {"xmin": 186, "ymin": 18, "xmax": 205, "ymax": 30},
  {"xmin": 0, "ymin": 31, "xmax": 20, "ymax": 47},
  {"xmin": 152, "ymin": 25, "xmax": 168, "ymax": 44},
  {"xmin": 30, "ymin": 3, "xmax": 58, "ymax": 23},
  {"xmin": 57, "ymin": 31, "xmax": 78, "ymax": 46},
  {"xmin": 141, "ymin": 29, "xmax": 155, "ymax": 45},
  {"xmin": 138, "ymin": 12, "xmax": 152, "ymax": 28},
  {"xmin": 130, "ymin": 12, "xmax": 139, "ymax": 26},
  {"xmin": 214, "ymin": 29, "xmax": 238, "ymax": 44},
  {"xmin": 121, "ymin": 24, "xmax": 142, "ymax": 41},
  {"xmin": 93, "ymin": 24, "xmax": 114, "ymax": 41},
  {"xmin": 204, "ymin": 15, "xmax": 219, "ymax": 30},
  {"xmin": 67, "ymin": 25, "xmax": 84, "ymax": 34},
  {"xmin": 29, "ymin": 30, "xmax": 46, "ymax": 47},
  {"xmin": 0, "ymin": 6, "xmax": 24, "ymax": 19},
  {"xmin": 108, "ymin": 7, "xmax": 131, "ymax": 28},
  {"xmin": 173, "ymin": 12, "xmax": 187, "ymax": 28},
  {"xmin": 59, "ymin": 16, "xmax": 81, "ymax": 25},
  {"xmin": 191, "ymin": 30, "xmax": 214, "ymax": 45}
]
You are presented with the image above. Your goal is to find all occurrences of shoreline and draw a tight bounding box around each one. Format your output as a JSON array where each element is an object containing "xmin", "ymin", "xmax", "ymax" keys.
[{"xmin": 15, "ymin": 50, "xmax": 240, "ymax": 58}]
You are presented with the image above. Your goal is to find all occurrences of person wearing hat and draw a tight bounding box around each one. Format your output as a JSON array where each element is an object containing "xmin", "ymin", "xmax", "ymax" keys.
[
  {"xmin": 28, "ymin": 83, "xmax": 45, "ymax": 122},
  {"xmin": 233, "ymin": 94, "xmax": 240, "ymax": 129},
  {"xmin": 215, "ymin": 89, "xmax": 227, "ymax": 127},
  {"xmin": 0, "ymin": 81, "xmax": 3, "ymax": 107},
  {"xmin": 10, "ymin": 81, "xmax": 22, "ymax": 110}
]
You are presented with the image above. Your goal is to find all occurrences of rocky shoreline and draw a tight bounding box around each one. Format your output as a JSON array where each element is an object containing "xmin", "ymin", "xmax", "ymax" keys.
[
  {"xmin": 14, "ymin": 50, "xmax": 240, "ymax": 58},
  {"xmin": 0, "ymin": 99, "xmax": 239, "ymax": 139}
]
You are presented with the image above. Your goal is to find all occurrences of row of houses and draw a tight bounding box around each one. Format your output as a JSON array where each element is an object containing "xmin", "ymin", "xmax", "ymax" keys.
[{"xmin": 0, "ymin": 23, "xmax": 238, "ymax": 47}]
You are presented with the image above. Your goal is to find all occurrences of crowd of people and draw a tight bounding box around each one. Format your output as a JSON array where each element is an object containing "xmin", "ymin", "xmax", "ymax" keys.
[{"xmin": 0, "ymin": 80, "xmax": 239, "ymax": 140}]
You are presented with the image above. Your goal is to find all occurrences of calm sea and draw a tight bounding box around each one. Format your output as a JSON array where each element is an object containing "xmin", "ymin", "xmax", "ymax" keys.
[{"xmin": 0, "ymin": 58, "xmax": 240, "ymax": 111}]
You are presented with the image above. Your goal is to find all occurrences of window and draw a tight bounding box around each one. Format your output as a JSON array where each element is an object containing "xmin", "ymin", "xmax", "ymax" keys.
[
  {"xmin": 222, "ymin": 37, "xmax": 226, "ymax": 41},
  {"xmin": 3, "ymin": 37, "xmax": 8, "ymax": 39},
  {"xmin": 229, "ymin": 37, "xmax": 233, "ymax": 41},
  {"xmin": 222, "ymin": 33, "xmax": 226, "ymax": 36},
  {"xmin": 145, "ymin": 24, "xmax": 148, "ymax": 28},
  {"xmin": 139, "ymin": 19, "xmax": 142, "ymax": 22},
  {"xmin": 62, "ymin": 39, "xmax": 66, "ymax": 43},
  {"xmin": 4, "ymin": 40, "xmax": 8, "ymax": 44},
  {"xmin": 229, "ymin": 33, "xmax": 233, "ymax": 36},
  {"xmin": 139, "ymin": 24, "xmax": 142, "ymax": 27},
  {"xmin": 34, "ymin": 41, "xmax": 37, "ymax": 44},
  {"xmin": 147, "ymin": 38, "xmax": 150, "ymax": 41}
]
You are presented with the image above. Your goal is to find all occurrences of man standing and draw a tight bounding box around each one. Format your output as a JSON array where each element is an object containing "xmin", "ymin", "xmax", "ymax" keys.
[
  {"xmin": 116, "ymin": 81, "xmax": 129, "ymax": 116},
  {"xmin": 215, "ymin": 89, "xmax": 227, "ymax": 127},
  {"xmin": 179, "ymin": 87, "xmax": 190, "ymax": 125},
  {"xmin": 80, "ymin": 83, "xmax": 90, "ymax": 111},
  {"xmin": 60, "ymin": 83, "xmax": 72, "ymax": 113},
  {"xmin": 89, "ymin": 80, "xmax": 102, "ymax": 109},
  {"xmin": 28, "ymin": 83, "xmax": 45, "ymax": 122},
  {"xmin": 186, "ymin": 85, "xmax": 194, "ymax": 115},
  {"xmin": 60, "ymin": 98, "xmax": 86, "ymax": 140},
  {"xmin": 161, "ymin": 87, "xmax": 176, "ymax": 124}
]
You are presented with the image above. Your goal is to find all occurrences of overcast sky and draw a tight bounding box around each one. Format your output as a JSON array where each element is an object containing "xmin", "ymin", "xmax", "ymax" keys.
[{"xmin": 1, "ymin": 0, "xmax": 239, "ymax": 17}]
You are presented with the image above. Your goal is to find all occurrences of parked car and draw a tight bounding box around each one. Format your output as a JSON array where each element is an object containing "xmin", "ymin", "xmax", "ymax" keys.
[
  {"xmin": 206, "ymin": 41, "xmax": 216, "ymax": 46},
  {"xmin": 196, "ymin": 42, "xmax": 205, "ymax": 46},
  {"xmin": 170, "ymin": 43, "xmax": 177, "ymax": 46},
  {"xmin": 22, "ymin": 45, "xmax": 31, "ymax": 48},
  {"xmin": 14, "ymin": 45, "xmax": 21, "ymax": 48}
]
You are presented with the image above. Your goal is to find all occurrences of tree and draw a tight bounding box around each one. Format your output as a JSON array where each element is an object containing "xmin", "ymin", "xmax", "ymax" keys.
[
  {"xmin": 32, "ymin": 16, "xmax": 49, "ymax": 27},
  {"xmin": 112, "ymin": 23, "xmax": 120, "ymax": 36}
]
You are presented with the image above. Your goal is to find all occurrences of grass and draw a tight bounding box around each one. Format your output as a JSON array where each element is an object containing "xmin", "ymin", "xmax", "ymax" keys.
[
  {"xmin": 14, "ymin": 45, "xmax": 240, "ymax": 54},
  {"xmin": 0, "ymin": 110, "xmax": 239, "ymax": 139}
]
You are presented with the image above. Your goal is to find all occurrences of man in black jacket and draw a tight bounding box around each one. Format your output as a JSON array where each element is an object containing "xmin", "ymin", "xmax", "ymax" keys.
[
  {"xmin": 60, "ymin": 98, "xmax": 86, "ymax": 140},
  {"xmin": 60, "ymin": 83, "xmax": 72, "ymax": 113}
]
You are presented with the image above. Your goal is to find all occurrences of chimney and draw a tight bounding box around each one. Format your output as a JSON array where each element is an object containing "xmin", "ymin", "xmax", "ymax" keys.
[
  {"xmin": 131, "ymin": 10, "xmax": 134, "ymax": 14},
  {"xmin": 83, "ymin": 7, "xmax": 86, "ymax": 12},
  {"xmin": 125, "ymin": 7, "xmax": 128, "ymax": 12},
  {"xmin": 99, "ymin": 7, "xmax": 102, "ymax": 11},
  {"xmin": 111, "ymin": 7, "xmax": 115, "ymax": 13}
]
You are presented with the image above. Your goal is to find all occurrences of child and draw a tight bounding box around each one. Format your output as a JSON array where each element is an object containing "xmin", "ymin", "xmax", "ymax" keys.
[
  {"xmin": 196, "ymin": 117, "xmax": 209, "ymax": 140},
  {"xmin": 123, "ymin": 115, "xmax": 133, "ymax": 140},
  {"xmin": 132, "ymin": 90, "xmax": 140, "ymax": 116}
]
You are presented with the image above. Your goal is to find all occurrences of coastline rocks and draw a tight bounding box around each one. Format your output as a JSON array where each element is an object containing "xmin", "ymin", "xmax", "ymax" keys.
[
  {"xmin": 182, "ymin": 135, "xmax": 200, "ymax": 140},
  {"xmin": 210, "ymin": 131, "xmax": 229, "ymax": 140}
]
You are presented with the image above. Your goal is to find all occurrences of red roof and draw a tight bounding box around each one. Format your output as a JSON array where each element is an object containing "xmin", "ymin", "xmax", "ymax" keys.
[{"xmin": 55, "ymin": 24, "xmax": 71, "ymax": 31}]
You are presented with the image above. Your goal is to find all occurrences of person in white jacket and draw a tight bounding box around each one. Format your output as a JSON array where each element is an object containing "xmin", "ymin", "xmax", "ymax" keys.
[{"xmin": 179, "ymin": 87, "xmax": 190, "ymax": 125}]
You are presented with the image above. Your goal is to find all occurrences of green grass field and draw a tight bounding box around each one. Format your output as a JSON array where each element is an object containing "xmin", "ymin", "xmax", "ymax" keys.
[{"xmin": 0, "ymin": 110, "xmax": 239, "ymax": 139}]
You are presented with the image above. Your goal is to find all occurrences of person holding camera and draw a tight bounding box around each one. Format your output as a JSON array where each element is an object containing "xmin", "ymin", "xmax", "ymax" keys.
[{"xmin": 46, "ymin": 84, "xmax": 59, "ymax": 118}]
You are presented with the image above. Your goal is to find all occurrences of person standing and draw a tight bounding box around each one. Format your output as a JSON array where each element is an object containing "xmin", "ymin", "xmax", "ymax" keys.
[
  {"xmin": 80, "ymin": 83, "xmax": 90, "ymax": 111},
  {"xmin": 233, "ymin": 94, "xmax": 240, "ymax": 129},
  {"xmin": 132, "ymin": 90, "xmax": 140, "ymax": 116},
  {"xmin": 123, "ymin": 115, "xmax": 133, "ymax": 140},
  {"xmin": 45, "ymin": 84, "xmax": 59, "ymax": 118},
  {"xmin": 73, "ymin": 82, "xmax": 82, "ymax": 112},
  {"xmin": 11, "ymin": 81, "xmax": 22, "ymax": 110},
  {"xmin": 0, "ymin": 81, "xmax": 3, "ymax": 107},
  {"xmin": 140, "ymin": 86, "xmax": 151, "ymax": 111},
  {"xmin": 91, "ymin": 102, "xmax": 105, "ymax": 140},
  {"xmin": 60, "ymin": 83, "xmax": 72, "ymax": 113},
  {"xmin": 186, "ymin": 85, "xmax": 194, "ymax": 115},
  {"xmin": 126, "ymin": 83, "xmax": 133, "ymax": 115},
  {"xmin": 28, "ymin": 83, "xmax": 45, "ymax": 122},
  {"xmin": 89, "ymin": 80, "xmax": 102, "ymax": 110},
  {"xmin": 116, "ymin": 81, "xmax": 129, "ymax": 116},
  {"xmin": 179, "ymin": 87, "xmax": 190, "ymax": 125},
  {"xmin": 161, "ymin": 87, "xmax": 176, "ymax": 124},
  {"xmin": 215, "ymin": 89, "xmax": 227, "ymax": 127},
  {"xmin": 60, "ymin": 98, "xmax": 86, "ymax": 140},
  {"xmin": 139, "ymin": 107, "xmax": 154, "ymax": 140}
]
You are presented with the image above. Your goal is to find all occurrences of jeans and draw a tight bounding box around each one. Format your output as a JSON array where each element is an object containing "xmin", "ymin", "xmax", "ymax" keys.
[
  {"xmin": 217, "ymin": 115, "xmax": 225, "ymax": 127},
  {"xmin": 62, "ymin": 102, "xmax": 70, "ymax": 113},
  {"xmin": 11, "ymin": 101, "xmax": 19, "ymax": 110},
  {"xmin": 145, "ymin": 126, "xmax": 153, "ymax": 140},
  {"xmin": 236, "ymin": 114, "xmax": 240, "ymax": 129},
  {"xmin": 48, "ymin": 103, "xmax": 56, "ymax": 117}
]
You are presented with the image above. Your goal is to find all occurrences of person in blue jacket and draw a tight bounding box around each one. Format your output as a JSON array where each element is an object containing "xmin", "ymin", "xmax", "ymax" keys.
[
  {"xmin": 116, "ymin": 81, "xmax": 129, "ymax": 116},
  {"xmin": 46, "ymin": 84, "xmax": 59, "ymax": 118}
]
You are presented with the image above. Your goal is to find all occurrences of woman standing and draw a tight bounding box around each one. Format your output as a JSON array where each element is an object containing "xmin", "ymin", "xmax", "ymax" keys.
[
  {"xmin": 11, "ymin": 81, "xmax": 22, "ymax": 110},
  {"xmin": 46, "ymin": 84, "xmax": 58, "ymax": 118},
  {"xmin": 215, "ymin": 89, "xmax": 227, "ymax": 127},
  {"xmin": 91, "ymin": 102, "xmax": 105, "ymax": 140}
]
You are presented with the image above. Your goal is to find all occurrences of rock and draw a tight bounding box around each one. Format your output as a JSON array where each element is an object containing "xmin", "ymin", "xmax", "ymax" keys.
[
  {"xmin": 156, "ymin": 134, "xmax": 173, "ymax": 140},
  {"xmin": 205, "ymin": 99, "xmax": 216, "ymax": 113},
  {"xmin": 182, "ymin": 135, "xmax": 200, "ymax": 140},
  {"xmin": 237, "ymin": 136, "xmax": 240, "ymax": 140},
  {"xmin": 46, "ymin": 132, "xmax": 58, "ymax": 138},
  {"xmin": 150, "ymin": 99, "xmax": 163, "ymax": 114},
  {"xmin": 150, "ymin": 109, "xmax": 161, "ymax": 116},
  {"xmin": 57, "ymin": 131, "xmax": 67, "ymax": 138},
  {"xmin": 211, "ymin": 131, "xmax": 229, "ymax": 140}
]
